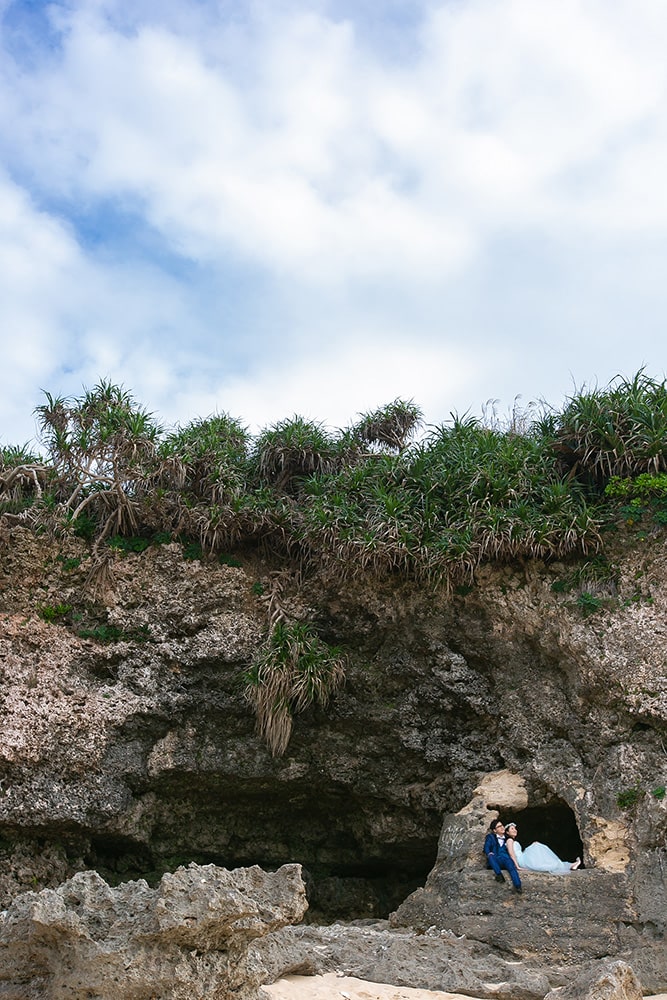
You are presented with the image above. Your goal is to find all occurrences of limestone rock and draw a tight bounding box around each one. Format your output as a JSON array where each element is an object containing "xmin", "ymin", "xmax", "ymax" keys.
[
  {"xmin": 0, "ymin": 863, "xmax": 307, "ymax": 1000},
  {"xmin": 252, "ymin": 921, "xmax": 557, "ymax": 1000},
  {"xmin": 544, "ymin": 960, "xmax": 643, "ymax": 1000},
  {"xmin": 1, "ymin": 527, "xmax": 667, "ymax": 991},
  {"xmin": 392, "ymin": 868, "xmax": 631, "ymax": 964}
]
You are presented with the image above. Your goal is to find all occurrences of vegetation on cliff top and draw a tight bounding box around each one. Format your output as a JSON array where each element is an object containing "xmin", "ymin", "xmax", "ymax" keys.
[
  {"xmin": 2, "ymin": 371, "xmax": 667, "ymax": 592},
  {"xmin": 4, "ymin": 369, "xmax": 667, "ymax": 754}
]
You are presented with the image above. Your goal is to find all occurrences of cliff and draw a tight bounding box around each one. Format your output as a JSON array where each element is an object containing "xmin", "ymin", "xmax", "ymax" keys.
[{"xmin": 0, "ymin": 521, "xmax": 665, "ymax": 992}]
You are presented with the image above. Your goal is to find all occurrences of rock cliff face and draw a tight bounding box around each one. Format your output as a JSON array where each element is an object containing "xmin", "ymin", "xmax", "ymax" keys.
[{"xmin": 0, "ymin": 525, "xmax": 665, "ymax": 982}]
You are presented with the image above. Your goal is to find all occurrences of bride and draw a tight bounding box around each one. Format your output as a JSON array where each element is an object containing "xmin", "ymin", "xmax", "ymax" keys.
[{"xmin": 505, "ymin": 821, "xmax": 581, "ymax": 874}]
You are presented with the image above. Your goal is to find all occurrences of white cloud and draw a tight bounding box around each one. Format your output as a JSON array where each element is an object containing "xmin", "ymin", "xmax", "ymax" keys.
[
  {"xmin": 4, "ymin": 0, "xmax": 667, "ymax": 286},
  {"xmin": 2, "ymin": 0, "xmax": 667, "ymax": 444},
  {"xmin": 0, "ymin": 173, "xmax": 83, "ymax": 442},
  {"xmin": 195, "ymin": 336, "xmax": 482, "ymax": 435},
  {"xmin": 0, "ymin": 169, "xmax": 215, "ymax": 445}
]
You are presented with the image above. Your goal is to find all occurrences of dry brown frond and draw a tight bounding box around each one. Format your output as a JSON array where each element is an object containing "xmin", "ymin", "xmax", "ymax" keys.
[{"xmin": 84, "ymin": 553, "xmax": 116, "ymax": 600}]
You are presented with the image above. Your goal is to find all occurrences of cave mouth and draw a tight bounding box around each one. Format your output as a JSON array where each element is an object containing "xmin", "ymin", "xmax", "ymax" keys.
[
  {"xmin": 506, "ymin": 799, "xmax": 583, "ymax": 864},
  {"xmin": 300, "ymin": 858, "xmax": 434, "ymax": 924},
  {"xmin": 84, "ymin": 835, "xmax": 437, "ymax": 924}
]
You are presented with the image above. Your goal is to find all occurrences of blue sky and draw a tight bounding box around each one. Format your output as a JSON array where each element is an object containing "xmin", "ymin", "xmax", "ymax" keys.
[{"xmin": 1, "ymin": 0, "xmax": 667, "ymax": 446}]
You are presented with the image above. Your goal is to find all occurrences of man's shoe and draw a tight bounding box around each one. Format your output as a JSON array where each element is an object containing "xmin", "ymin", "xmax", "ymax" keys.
[
  {"xmin": 513, "ymin": 884, "xmax": 522, "ymax": 893},
  {"xmin": 495, "ymin": 873, "xmax": 505, "ymax": 883}
]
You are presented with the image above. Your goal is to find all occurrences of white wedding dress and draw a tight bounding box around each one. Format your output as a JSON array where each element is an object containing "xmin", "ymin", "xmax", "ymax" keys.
[{"xmin": 512, "ymin": 839, "xmax": 573, "ymax": 874}]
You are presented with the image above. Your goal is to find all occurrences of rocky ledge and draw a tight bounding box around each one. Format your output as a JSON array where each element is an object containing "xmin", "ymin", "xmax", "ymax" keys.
[{"xmin": 0, "ymin": 857, "xmax": 655, "ymax": 1000}]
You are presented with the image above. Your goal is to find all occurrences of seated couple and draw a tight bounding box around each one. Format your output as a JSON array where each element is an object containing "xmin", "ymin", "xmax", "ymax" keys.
[{"xmin": 484, "ymin": 819, "xmax": 581, "ymax": 892}]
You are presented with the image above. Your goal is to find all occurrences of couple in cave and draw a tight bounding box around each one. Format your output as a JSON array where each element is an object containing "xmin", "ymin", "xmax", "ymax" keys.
[{"xmin": 484, "ymin": 818, "xmax": 582, "ymax": 892}]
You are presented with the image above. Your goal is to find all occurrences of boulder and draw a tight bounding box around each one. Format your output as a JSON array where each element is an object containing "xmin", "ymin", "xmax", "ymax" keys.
[
  {"xmin": 543, "ymin": 960, "xmax": 643, "ymax": 1000},
  {"xmin": 391, "ymin": 781, "xmax": 633, "ymax": 965},
  {"xmin": 0, "ymin": 863, "xmax": 307, "ymax": 1000}
]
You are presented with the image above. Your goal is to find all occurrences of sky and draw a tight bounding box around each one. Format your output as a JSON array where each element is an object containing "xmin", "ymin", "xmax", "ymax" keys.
[{"xmin": 1, "ymin": 0, "xmax": 667, "ymax": 447}]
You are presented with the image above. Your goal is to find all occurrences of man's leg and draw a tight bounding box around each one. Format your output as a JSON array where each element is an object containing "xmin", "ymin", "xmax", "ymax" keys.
[
  {"xmin": 487, "ymin": 855, "xmax": 505, "ymax": 881},
  {"xmin": 500, "ymin": 857, "xmax": 522, "ymax": 890}
]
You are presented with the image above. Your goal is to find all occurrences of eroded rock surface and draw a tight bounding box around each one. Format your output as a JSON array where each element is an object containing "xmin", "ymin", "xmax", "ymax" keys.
[
  {"xmin": 544, "ymin": 961, "xmax": 644, "ymax": 1000},
  {"xmin": 0, "ymin": 863, "xmax": 307, "ymax": 1000},
  {"xmin": 0, "ymin": 861, "xmax": 650, "ymax": 1000},
  {"xmin": 254, "ymin": 921, "xmax": 557, "ymax": 1000},
  {"xmin": 391, "ymin": 777, "xmax": 666, "ymax": 992}
]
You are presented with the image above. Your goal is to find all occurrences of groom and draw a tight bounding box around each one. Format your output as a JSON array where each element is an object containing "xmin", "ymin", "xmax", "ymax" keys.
[{"xmin": 484, "ymin": 819, "xmax": 522, "ymax": 893}]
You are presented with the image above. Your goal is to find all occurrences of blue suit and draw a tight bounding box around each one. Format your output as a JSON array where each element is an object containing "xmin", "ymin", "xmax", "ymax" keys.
[{"xmin": 484, "ymin": 832, "xmax": 522, "ymax": 888}]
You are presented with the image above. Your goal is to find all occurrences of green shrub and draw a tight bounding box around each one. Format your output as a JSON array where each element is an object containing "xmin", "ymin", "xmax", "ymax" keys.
[
  {"xmin": 108, "ymin": 535, "xmax": 151, "ymax": 553},
  {"xmin": 651, "ymin": 786, "xmax": 666, "ymax": 800},
  {"xmin": 16, "ymin": 368, "xmax": 667, "ymax": 590},
  {"xmin": 618, "ymin": 501, "xmax": 646, "ymax": 524},
  {"xmin": 72, "ymin": 512, "xmax": 97, "ymax": 540},
  {"xmin": 218, "ymin": 553, "xmax": 242, "ymax": 567},
  {"xmin": 160, "ymin": 412, "xmax": 250, "ymax": 504},
  {"xmin": 39, "ymin": 603, "xmax": 73, "ymax": 623},
  {"xmin": 576, "ymin": 591, "xmax": 603, "ymax": 616},
  {"xmin": 182, "ymin": 540, "xmax": 203, "ymax": 561},
  {"xmin": 299, "ymin": 414, "xmax": 601, "ymax": 587},
  {"xmin": 605, "ymin": 473, "xmax": 667, "ymax": 500},
  {"xmin": 56, "ymin": 555, "xmax": 82, "ymax": 572},
  {"xmin": 617, "ymin": 787, "xmax": 642, "ymax": 810}
]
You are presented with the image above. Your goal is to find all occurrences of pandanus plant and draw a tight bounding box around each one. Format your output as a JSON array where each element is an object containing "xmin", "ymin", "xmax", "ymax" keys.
[
  {"xmin": 244, "ymin": 620, "xmax": 346, "ymax": 756},
  {"xmin": 553, "ymin": 370, "xmax": 667, "ymax": 483},
  {"xmin": 34, "ymin": 380, "xmax": 163, "ymax": 543}
]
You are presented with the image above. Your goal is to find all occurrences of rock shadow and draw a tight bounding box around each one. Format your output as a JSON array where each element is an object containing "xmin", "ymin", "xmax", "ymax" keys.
[{"xmin": 507, "ymin": 798, "xmax": 583, "ymax": 864}]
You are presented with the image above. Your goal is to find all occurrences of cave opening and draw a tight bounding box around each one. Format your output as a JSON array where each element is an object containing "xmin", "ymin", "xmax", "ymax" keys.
[
  {"xmin": 84, "ymin": 831, "xmax": 437, "ymax": 924},
  {"xmin": 505, "ymin": 799, "xmax": 583, "ymax": 864}
]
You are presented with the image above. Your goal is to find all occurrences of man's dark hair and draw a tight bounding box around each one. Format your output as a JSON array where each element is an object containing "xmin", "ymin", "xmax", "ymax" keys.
[{"xmin": 490, "ymin": 819, "xmax": 503, "ymax": 831}]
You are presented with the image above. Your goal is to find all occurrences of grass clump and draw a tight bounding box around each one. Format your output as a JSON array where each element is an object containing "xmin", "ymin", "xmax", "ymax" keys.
[
  {"xmin": 78, "ymin": 623, "xmax": 150, "ymax": 643},
  {"xmin": 182, "ymin": 540, "xmax": 203, "ymax": 561},
  {"xmin": 616, "ymin": 784, "xmax": 666, "ymax": 810},
  {"xmin": 108, "ymin": 535, "xmax": 152, "ymax": 553},
  {"xmin": 350, "ymin": 399, "xmax": 423, "ymax": 453},
  {"xmin": 554, "ymin": 370, "xmax": 667, "ymax": 484},
  {"xmin": 575, "ymin": 591, "xmax": 603, "ymax": 616},
  {"xmin": 299, "ymin": 415, "xmax": 601, "ymax": 588},
  {"xmin": 55, "ymin": 555, "xmax": 82, "ymax": 572},
  {"xmin": 244, "ymin": 621, "xmax": 346, "ymax": 757},
  {"xmin": 551, "ymin": 555, "xmax": 616, "ymax": 594},
  {"xmin": 218, "ymin": 553, "xmax": 242, "ymax": 567},
  {"xmin": 252, "ymin": 416, "xmax": 340, "ymax": 492}
]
